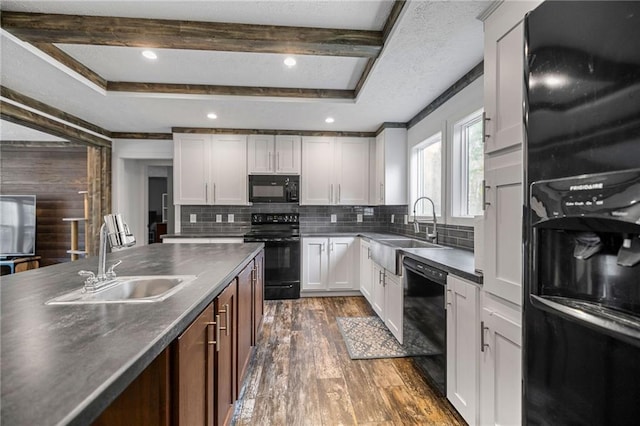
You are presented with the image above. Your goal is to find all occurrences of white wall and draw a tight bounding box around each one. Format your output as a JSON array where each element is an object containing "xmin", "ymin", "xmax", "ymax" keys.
[
  {"xmin": 112, "ymin": 139, "xmax": 173, "ymax": 246},
  {"xmin": 407, "ymin": 76, "xmax": 484, "ymax": 225}
]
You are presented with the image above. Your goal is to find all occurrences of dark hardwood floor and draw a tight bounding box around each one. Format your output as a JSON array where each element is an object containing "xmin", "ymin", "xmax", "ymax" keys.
[{"xmin": 233, "ymin": 296, "xmax": 466, "ymax": 426}]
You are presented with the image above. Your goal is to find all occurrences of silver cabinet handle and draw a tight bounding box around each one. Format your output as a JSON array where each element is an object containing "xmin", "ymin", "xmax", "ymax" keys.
[
  {"xmin": 213, "ymin": 183, "xmax": 216, "ymax": 204},
  {"xmin": 268, "ymin": 152, "xmax": 272, "ymax": 172},
  {"xmin": 330, "ymin": 242, "xmax": 334, "ymax": 252},
  {"xmin": 483, "ymin": 112, "xmax": 491, "ymax": 142},
  {"xmin": 207, "ymin": 318, "xmax": 221, "ymax": 352},
  {"xmin": 481, "ymin": 321, "xmax": 489, "ymax": 352},
  {"xmin": 330, "ymin": 184, "xmax": 334, "ymax": 204},
  {"xmin": 321, "ymin": 242, "xmax": 326, "ymax": 252},
  {"xmin": 483, "ymin": 180, "xmax": 491, "ymax": 210},
  {"xmin": 205, "ymin": 182, "xmax": 208, "ymax": 204},
  {"xmin": 446, "ymin": 288, "xmax": 452, "ymax": 308},
  {"xmin": 379, "ymin": 183, "xmax": 384, "ymax": 202},
  {"xmin": 367, "ymin": 248, "xmax": 371, "ymax": 259},
  {"xmin": 277, "ymin": 152, "xmax": 280, "ymax": 171},
  {"xmin": 338, "ymin": 184, "xmax": 341, "ymax": 203}
]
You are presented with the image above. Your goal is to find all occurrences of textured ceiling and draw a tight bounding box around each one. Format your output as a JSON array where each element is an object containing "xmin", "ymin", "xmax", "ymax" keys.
[{"xmin": 0, "ymin": 0, "xmax": 491, "ymax": 135}]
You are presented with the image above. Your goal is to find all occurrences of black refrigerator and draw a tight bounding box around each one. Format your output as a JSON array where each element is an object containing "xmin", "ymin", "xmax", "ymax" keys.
[{"xmin": 523, "ymin": 1, "xmax": 640, "ymax": 425}]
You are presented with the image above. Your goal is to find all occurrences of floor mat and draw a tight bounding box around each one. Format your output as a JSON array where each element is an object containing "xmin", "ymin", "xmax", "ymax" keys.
[{"xmin": 336, "ymin": 316, "xmax": 441, "ymax": 360}]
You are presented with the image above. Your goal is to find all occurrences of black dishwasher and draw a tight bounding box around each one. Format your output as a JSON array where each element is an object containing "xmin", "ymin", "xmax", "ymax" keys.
[{"xmin": 402, "ymin": 256, "xmax": 447, "ymax": 395}]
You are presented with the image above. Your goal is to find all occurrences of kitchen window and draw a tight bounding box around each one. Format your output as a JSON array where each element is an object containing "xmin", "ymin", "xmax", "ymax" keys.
[
  {"xmin": 451, "ymin": 109, "xmax": 484, "ymax": 218},
  {"xmin": 411, "ymin": 132, "xmax": 442, "ymax": 218}
]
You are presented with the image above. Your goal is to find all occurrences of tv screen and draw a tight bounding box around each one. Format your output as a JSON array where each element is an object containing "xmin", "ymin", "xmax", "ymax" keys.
[{"xmin": 0, "ymin": 195, "xmax": 36, "ymax": 258}]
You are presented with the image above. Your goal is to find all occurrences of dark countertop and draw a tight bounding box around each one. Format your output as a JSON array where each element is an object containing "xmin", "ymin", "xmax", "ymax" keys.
[
  {"xmin": 302, "ymin": 232, "xmax": 482, "ymax": 284},
  {"xmin": 161, "ymin": 231, "xmax": 246, "ymax": 238},
  {"xmin": 0, "ymin": 242, "xmax": 263, "ymax": 426}
]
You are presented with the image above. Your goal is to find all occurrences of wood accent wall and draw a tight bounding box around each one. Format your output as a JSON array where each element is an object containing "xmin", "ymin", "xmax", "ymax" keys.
[{"xmin": 0, "ymin": 144, "xmax": 88, "ymax": 266}]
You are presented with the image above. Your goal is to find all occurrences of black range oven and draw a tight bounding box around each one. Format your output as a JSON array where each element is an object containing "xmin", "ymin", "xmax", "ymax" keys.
[{"xmin": 243, "ymin": 213, "xmax": 300, "ymax": 300}]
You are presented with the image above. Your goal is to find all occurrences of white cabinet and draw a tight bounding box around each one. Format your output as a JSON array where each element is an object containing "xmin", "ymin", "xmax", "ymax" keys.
[
  {"xmin": 173, "ymin": 133, "xmax": 247, "ymax": 205},
  {"xmin": 372, "ymin": 128, "xmax": 407, "ymax": 205},
  {"xmin": 484, "ymin": 157, "xmax": 522, "ymax": 305},
  {"xmin": 247, "ymin": 134, "xmax": 301, "ymax": 174},
  {"xmin": 479, "ymin": 303, "xmax": 522, "ymax": 426},
  {"xmin": 446, "ymin": 275, "xmax": 480, "ymax": 425},
  {"xmin": 359, "ymin": 238, "xmax": 373, "ymax": 303},
  {"xmin": 301, "ymin": 136, "xmax": 370, "ymax": 205},
  {"xmin": 301, "ymin": 237, "xmax": 356, "ymax": 292},
  {"xmin": 368, "ymin": 259, "xmax": 403, "ymax": 344},
  {"xmin": 483, "ymin": 1, "xmax": 543, "ymax": 154},
  {"xmin": 384, "ymin": 271, "xmax": 403, "ymax": 344},
  {"xmin": 371, "ymin": 262, "xmax": 385, "ymax": 318}
]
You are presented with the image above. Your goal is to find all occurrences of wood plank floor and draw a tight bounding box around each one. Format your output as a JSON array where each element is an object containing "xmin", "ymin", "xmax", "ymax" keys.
[{"xmin": 233, "ymin": 297, "xmax": 466, "ymax": 426}]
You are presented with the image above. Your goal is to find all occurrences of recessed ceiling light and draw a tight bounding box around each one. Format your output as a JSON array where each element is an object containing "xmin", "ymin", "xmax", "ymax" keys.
[
  {"xmin": 142, "ymin": 50, "xmax": 158, "ymax": 60},
  {"xmin": 207, "ymin": 113, "xmax": 218, "ymax": 119},
  {"xmin": 325, "ymin": 117, "xmax": 335, "ymax": 124},
  {"xmin": 284, "ymin": 57, "xmax": 297, "ymax": 68}
]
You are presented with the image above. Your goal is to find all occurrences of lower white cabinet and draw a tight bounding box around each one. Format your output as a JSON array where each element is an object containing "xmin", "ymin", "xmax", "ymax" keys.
[
  {"xmin": 302, "ymin": 237, "xmax": 356, "ymax": 292},
  {"xmin": 479, "ymin": 300, "xmax": 522, "ymax": 426},
  {"xmin": 359, "ymin": 239, "xmax": 373, "ymax": 303},
  {"xmin": 446, "ymin": 275, "xmax": 480, "ymax": 425},
  {"xmin": 384, "ymin": 271, "xmax": 403, "ymax": 344},
  {"xmin": 371, "ymin": 262, "xmax": 385, "ymax": 318}
]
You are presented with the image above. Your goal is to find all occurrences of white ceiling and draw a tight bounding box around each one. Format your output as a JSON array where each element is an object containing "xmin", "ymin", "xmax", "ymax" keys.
[{"xmin": 0, "ymin": 0, "xmax": 491, "ymax": 135}]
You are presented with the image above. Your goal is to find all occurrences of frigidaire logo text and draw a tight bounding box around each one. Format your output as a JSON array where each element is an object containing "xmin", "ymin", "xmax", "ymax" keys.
[{"xmin": 569, "ymin": 183, "xmax": 603, "ymax": 191}]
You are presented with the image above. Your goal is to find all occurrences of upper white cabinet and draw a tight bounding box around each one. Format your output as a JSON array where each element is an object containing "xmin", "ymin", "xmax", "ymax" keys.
[
  {"xmin": 301, "ymin": 236, "xmax": 356, "ymax": 292},
  {"xmin": 247, "ymin": 134, "xmax": 301, "ymax": 174},
  {"xmin": 174, "ymin": 133, "xmax": 247, "ymax": 205},
  {"xmin": 301, "ymin": 136, "xmax": 370, "ymax": 205},
  {"xmin": 446, "ymin": 274, "xmax": 480, "ymax": 425},
  {"xmin": 483, "ymin": 1, "xmax": 543, "ymax": 154},
  {"xmin": 373, "ymin": 128, "xmax": 407, "ymax": 205}
]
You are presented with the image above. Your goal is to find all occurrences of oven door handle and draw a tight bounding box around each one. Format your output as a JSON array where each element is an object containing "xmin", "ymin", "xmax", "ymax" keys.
[{"xmin": 530, "ymin": 294, "xmax": 640, "ymax": 347}]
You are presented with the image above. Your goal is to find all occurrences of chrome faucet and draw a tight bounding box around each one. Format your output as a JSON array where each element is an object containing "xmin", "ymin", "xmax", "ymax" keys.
[
  {"xmin": 79, "ymin": 214, "xmax": 136, "ymax": 292},
  {"xmin": 412, "ymin": 196, "xmax": 438, "ymax": 244}
]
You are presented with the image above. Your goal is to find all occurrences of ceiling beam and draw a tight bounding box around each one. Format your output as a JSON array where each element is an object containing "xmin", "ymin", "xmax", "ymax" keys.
[
  {"xmin": 107, "ymin": 82, "xmax": 354, "ymax": 100},
  {"xmin": 1, "ymin": 12, "xmax": 383, "ymax": 58},
  {"xmin": 111, "ymin": 132, "xmax": 173, "ymax": 140},
  {"xmin": 172, "ymin": 128, "xmax": 376, "ymax": 138},
  {"xmin": 32, "ymin": 43, "xmax": 107, "ymax": 89}
]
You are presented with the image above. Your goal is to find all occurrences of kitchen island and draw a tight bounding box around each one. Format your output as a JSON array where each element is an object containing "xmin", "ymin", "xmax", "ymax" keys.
[{"xmin": 0, "ymin": 242, "xmax": 263, "ymax": 426}]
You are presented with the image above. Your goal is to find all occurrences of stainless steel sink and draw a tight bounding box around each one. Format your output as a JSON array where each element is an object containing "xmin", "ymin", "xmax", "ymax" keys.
[
  {"xmin": 370, "ymin": 238, "xmax": 448, "ymax": 274},
  {"xmin": 46, "ymin": 275, "xmax": 198, "ymax": 305}
]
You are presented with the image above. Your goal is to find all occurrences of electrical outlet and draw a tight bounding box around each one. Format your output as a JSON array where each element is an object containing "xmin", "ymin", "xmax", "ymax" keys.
[
  {"xmin": 391, "ymin": 214, "xmax": 395, "ymax": 223},
  {"xmin": 216, "ymin": 214, "xmax": 222, "ymax": 223},
  {"xmin": 189, "ymin": 214, "xmax": 197, "ymax": 223},
  {"xmin": 404, "ymin": 215, "xmax": 408, "ymax": 225},
  {"xmin": 357, "ymin": 213, "xmax": 363, "ymax": 223},
  {"xmin": 227, "ymin": 214, "xmax": 234, "ymax": 223},
  {"xmin": 330, "ymin": 214, "xmax": 337, "ymax": 223}
]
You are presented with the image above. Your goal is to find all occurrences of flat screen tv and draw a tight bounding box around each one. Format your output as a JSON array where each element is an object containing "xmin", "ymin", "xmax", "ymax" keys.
[{"xmin": 0, "ymin": 195, "xmax": 36, "ymax": 258}]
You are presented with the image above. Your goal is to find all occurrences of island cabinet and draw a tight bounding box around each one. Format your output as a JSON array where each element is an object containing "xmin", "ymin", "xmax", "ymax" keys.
[{"xmin": 93, "ymin": 251, "xmax": 265, "ymax": 426}]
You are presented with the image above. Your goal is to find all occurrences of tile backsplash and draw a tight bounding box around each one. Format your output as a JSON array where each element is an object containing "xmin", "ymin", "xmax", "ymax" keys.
[{"xmin": 181, "ymin": 204, "xmax": 475, "ymax": 251}]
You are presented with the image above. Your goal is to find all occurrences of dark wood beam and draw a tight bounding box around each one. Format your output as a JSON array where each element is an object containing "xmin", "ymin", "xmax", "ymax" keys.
[
  {"xmin": 172, "ymin": 128, "xmax": 376, "ymax": 138},
  {"xmin": 407, "ymin": 61, "xmax": 484, "ymax": 129},
  {"xmin": 32, "ymin": 43, "xmax": 107, "ymax": 89},
  {"xmin": 375, "ymin": 122, "xmax": 407, "ymax": 135},
  {"xmin": 107, "ymin": 82, "xmax": 354, "ymax": 100},
  {"xmin": 0, "ymin": 101, "xmax": 111, "ymax": 148},
  {"xmin": 1, "ymin": 12, "xmax": 383, "ymax": 58},
  {"xmin": 1, "ymin": 86, "xmax": 111, "ymax": 137},
  {"xmin": 111, "ymin": 132, "xmax": 173, "ymax": 140},
  {"xmin": 0, "ymin": 140, "xmax": 87, "ymax": 148}
]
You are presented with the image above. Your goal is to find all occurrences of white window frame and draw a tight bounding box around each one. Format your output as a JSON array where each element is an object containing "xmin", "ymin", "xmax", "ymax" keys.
[
  {"xmin": 450, "ymin": 108, "xmax": 484, "ymax": 223},
  {"xmin": 410, "ymin": 131, "xmax": 444, "ymax": 222}
]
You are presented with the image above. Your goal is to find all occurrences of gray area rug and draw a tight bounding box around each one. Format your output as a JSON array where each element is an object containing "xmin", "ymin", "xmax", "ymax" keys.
[{"xmin": 336, "ymin": 316, "xmax": 441, "ymax": 360}]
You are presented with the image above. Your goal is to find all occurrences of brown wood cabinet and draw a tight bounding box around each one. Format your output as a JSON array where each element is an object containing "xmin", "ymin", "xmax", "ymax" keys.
[
  {"xmin": 215, "ymin": 279, "xmax": 236, "ymax": 426},
  {"xmin": 93, "ymin": 251, "xmax": 264, "ymax": 426},
  {"xmin": 252, "ymin": 251, "xmax": 264, "ymax": 345},
  {"xmin": 236, "ymin": 262, "xmax": 253, "ymax": 397}
]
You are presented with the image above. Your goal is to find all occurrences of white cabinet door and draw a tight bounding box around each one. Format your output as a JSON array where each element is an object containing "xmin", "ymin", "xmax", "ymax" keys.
[
  {"xmin": 328, "ymin": 237, "xmax": 355, "ymax": 290},
  {"xmin": 446, "ymin": 275, "xmax": 480, "ymax": 425},
  {"xmin": 375, "ymin": 132, "xmax": 385, "ymax": 205},
  {"xmin": 247, "ymin": 135, "xmax": 275, "ymax": 174},
  {"xmin": 173, "ymin": 134, "xmax": 209, "ymax": 205},
  {"xmin": 384, "ymin": 272, "xmax": 403, "ymax": 344},
  {"xmin": 275, "ymin": 135, "xmax": 301, "ymax": 174},
  {"xmin": 372, "ymin": 129, "xmax": 407, "ymax": 205},
  {"xmin": 210, "ymin": 135, "xmax": 247, "ymax": 205},
  {"xmin": 484, "ymin": 161, "xmax": 522, "ymax": 305},
  {"xmin": 301, "ymin": 137, "xmax": 334, "ymax": 205},
  {"xmin": 334, "ymin": 137, "xmax": 370, "ymax": 205},
  {"xmin": 371, "ymin": 263, "xmax": 385, "ymax": 318},
  {"xmin": 480, "ymin": 307, "xmax": 522, "ymax": 426},
  {"xmin": 359, "ymin": 239, "xmax": 373, "ymax": 303},
  {"xmin": 302, "ymin": 237, "xmax": 328, "ymax": 291}
]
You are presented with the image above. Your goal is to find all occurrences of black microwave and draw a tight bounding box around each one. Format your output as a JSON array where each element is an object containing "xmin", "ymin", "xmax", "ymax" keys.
[{"xmin": 248, "ymin": 175, "xmax": 299, "ymax": 203}]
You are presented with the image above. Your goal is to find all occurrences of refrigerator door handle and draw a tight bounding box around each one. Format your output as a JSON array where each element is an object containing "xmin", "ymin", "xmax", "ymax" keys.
[{"xmin": 530, "ymin": 294, "xmax": 640, "ymax": 347}]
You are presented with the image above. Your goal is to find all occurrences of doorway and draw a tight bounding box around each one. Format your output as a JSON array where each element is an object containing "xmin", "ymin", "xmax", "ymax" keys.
[{"xmin": 147, "ymin": 165, "xmax": 174, "ymax": 244}]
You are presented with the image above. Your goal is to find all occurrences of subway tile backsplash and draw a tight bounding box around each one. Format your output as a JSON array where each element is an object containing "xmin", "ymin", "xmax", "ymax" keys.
[{"xmin": 181, "ymin": 204, "xmax": 475, "ymax": 251}]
